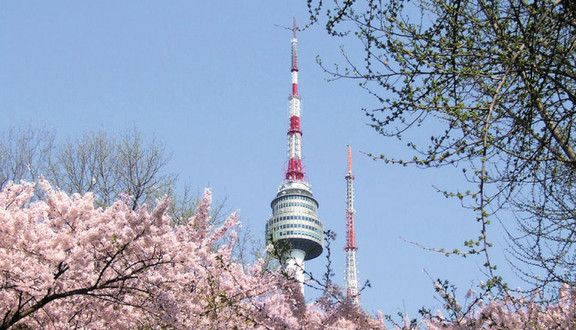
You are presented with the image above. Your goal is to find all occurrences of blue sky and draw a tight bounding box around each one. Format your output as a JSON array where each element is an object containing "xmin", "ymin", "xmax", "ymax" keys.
[{"xmin": 1, "ymin": 1, "xmax": 523, "ymax": 321}]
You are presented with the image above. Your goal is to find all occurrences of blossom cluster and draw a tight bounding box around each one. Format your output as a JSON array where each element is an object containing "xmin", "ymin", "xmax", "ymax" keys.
[
  {"xmin": 426, "ymin": 285, "xmax": 576, "ymax": 329},
  {"xmin": 0, "ymin": 181, "xmax": 383, "ymax": 329}
]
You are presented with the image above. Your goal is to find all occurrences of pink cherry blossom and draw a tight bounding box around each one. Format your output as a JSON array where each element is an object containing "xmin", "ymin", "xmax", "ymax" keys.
[
  {"xmin": 0, "ymin": 181, "xmax": 383, "ymax": 329},
  {"xmin": 425, "ymin": 285, "xmax": 576, "ymax": 329}
]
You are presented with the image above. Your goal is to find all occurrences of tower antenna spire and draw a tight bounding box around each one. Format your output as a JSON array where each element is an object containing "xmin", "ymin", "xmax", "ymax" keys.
[
  {"xmin": 345, "ymin": 145, "xmax": 360, "ymax": 304},
  {"xmin": 286, "ymin": 17, "xmax": 302, "ymax": 180}
]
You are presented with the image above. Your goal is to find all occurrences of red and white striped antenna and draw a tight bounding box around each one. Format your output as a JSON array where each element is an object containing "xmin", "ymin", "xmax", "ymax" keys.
[
  {"xmin": 345, "ymin": 145, "xmax": 360, "ymax": 304},
  {"xmin": 285, "ymin": 17, "xmax": 304, "ymax": 181},
  {"xmin": 345, "ymin": 145, "xmax": 357, "ymax": 251}
]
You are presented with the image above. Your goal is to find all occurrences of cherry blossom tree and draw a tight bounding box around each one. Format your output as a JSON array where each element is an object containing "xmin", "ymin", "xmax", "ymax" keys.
[
  {"xmin": 425, "ymin": 284, "xmax": 576, "ymax": 329},
  {"xmin": 0, "ymin": 180, "xmax": 383, "ymax": 329}
]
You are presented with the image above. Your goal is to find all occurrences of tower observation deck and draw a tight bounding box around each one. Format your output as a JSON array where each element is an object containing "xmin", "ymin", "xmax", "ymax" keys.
[{"xmin": 265, "ymin": 19, "xmax": 324, "ymax": 287}]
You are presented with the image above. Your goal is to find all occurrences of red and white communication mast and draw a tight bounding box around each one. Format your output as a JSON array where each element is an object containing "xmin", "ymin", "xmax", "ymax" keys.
[
  {"xmin": 345, "ymin": 145, "xmax": 360, "ymax": 304},
  {"xmin": 286, "ymin": 17, "xmax": 304, "ymax": 181}
]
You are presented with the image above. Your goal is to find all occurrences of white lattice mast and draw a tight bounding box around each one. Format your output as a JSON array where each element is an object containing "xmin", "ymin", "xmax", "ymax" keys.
[
  {"xmin": 345, "ymin": 145, "xmax": 360, "ymax": 304},
  {"xmin": 265, "ymin": 18, "xmax": 324, "ymax": 294}
]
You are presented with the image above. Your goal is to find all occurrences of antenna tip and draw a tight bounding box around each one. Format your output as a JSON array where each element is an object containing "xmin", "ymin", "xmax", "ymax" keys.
[
  {"xmin": 293, "ymin": 17, "xmax": 297, "ymax": 39},
  {"xmin": 347, "ymin": 145, "xmax": 352, "ymax": 172}
]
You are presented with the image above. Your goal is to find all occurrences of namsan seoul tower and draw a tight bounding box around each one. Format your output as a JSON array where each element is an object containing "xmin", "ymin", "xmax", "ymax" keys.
[
  {"xmin": 265, "ymin": 18, "xmax": 324, "ymax": 288},
  {"xmin": 344, "ymin": 146, "xmax": 360, "ymax": 304}
]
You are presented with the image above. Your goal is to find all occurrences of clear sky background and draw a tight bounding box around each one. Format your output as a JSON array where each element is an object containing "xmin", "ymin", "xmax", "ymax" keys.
[{"xmin": 1, "ymin": 1, "xmax": 524, "ymax": 322}]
